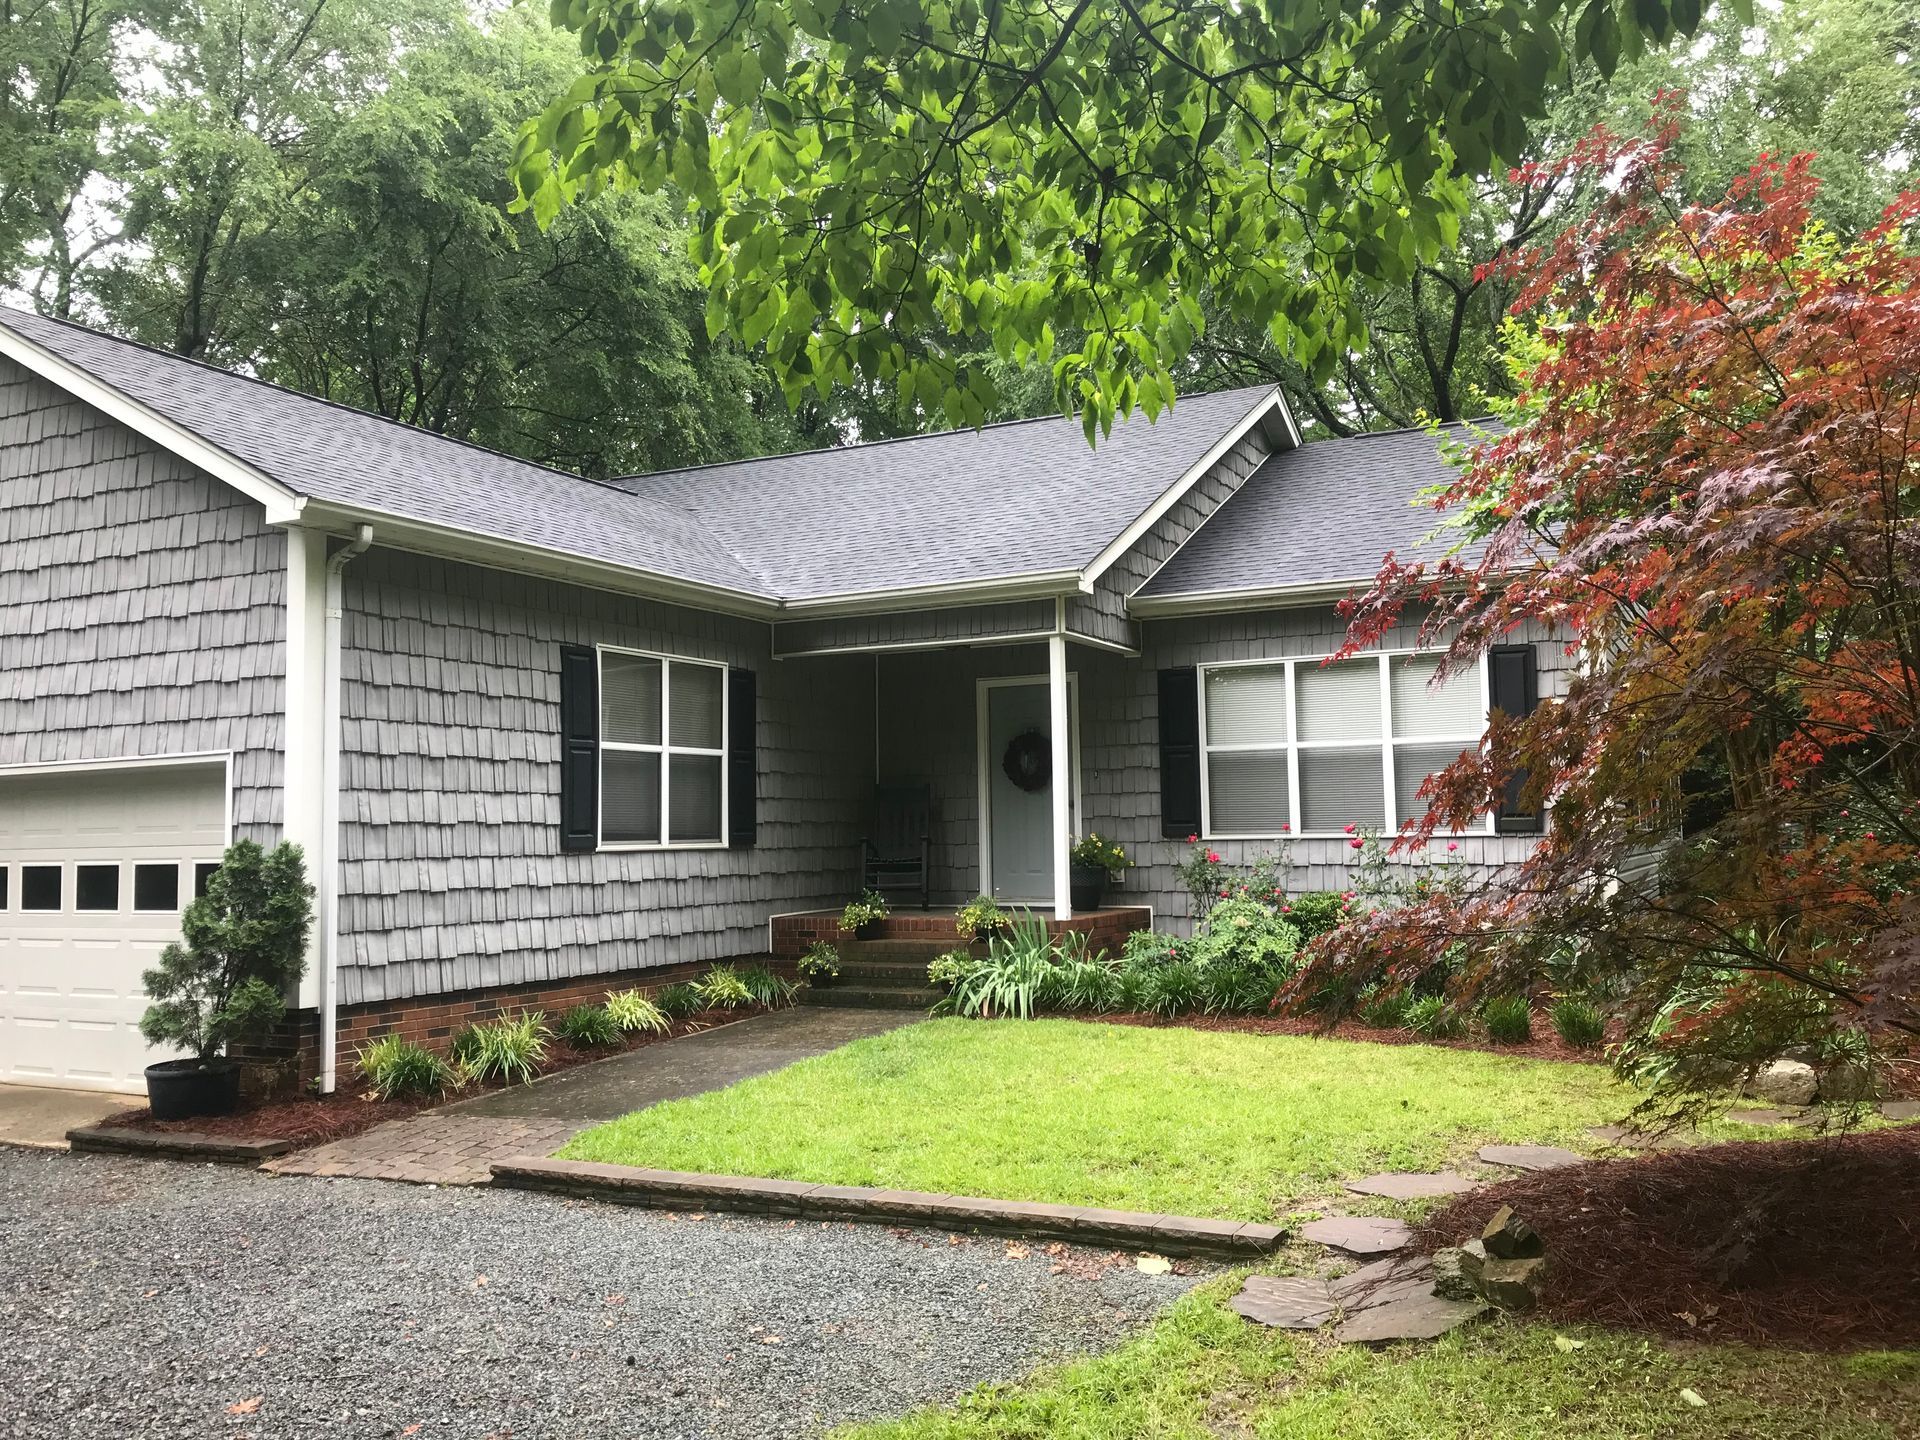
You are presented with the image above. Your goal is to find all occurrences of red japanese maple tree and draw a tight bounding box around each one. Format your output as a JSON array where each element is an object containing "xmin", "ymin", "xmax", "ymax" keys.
[{"xmin": 1286, "ymin": 107, "xmax": 1920, "ymax": 1102}]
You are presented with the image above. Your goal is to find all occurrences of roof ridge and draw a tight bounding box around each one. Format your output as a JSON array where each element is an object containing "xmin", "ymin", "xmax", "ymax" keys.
[
  {"xmin": 613, "ymin": 382, "xmax": 1280, "ymax": 486},
  {"xmin": 0, "ymin": 303, "xmax": 659, "ymax": 507},
  {"xmin": 1323, "ymin": 416, "xmax": 1500, "ymax": 441}
]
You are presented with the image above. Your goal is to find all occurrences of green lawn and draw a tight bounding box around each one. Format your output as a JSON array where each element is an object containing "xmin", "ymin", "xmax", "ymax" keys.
[
  {"xmin": 559, "ymin": 1017, "xmax": 1642, "ymax": 1220},
  {"xmin": 834, "ymin": 1279, "xmax": 1920, "ymax": 1440}
]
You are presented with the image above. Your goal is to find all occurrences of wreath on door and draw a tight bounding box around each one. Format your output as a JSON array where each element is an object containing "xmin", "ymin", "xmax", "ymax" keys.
[{"xmin": 1001, "ymin": 729, "xmax": 1052, "ymax": 793}]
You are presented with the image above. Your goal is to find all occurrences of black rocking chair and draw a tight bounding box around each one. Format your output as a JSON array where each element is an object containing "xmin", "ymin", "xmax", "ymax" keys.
[{"xmin": 859, "ymin": 784, "xmax": 932, "ymax": 910}]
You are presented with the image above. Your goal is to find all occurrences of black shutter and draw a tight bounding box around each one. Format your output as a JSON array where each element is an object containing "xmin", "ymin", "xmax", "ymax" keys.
[
  {"xmin": 727, "ymin": 668, "xmax": 757, "ymax": 848},
  {"xmin": 558, "ymin": 644, "xmax": 599, "ymax": 853},
  {"xmin": 1489, "ymin": 644, "xmax": 1542, "ymax": 834},
  {"xmin": 1157, "ymin": 666, "xmax": 1202, "ymax": 839}
]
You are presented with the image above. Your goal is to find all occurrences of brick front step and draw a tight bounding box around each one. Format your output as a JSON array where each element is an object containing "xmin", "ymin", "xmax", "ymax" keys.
[
  {"xmin": 772, "ymin": 906, "xmax": 1153, "ymax": 958},
  {"xmin": 491, "ymin": 1156, "xmax": 1287, "ymax": 1258},
  {"xmin": 837, "ymin": 956, "xmax": 944, "ymax": 982},
  {"xmin": 798, "ymin": 982, "xmax": 940, "ymax": 1011}
]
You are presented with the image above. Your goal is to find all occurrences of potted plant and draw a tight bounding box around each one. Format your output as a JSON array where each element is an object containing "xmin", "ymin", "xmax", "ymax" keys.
[
  {"xmin": 1068, "ymin": 833, "xmax": 1130, "ymax": 911},
  {"xmin": 797, "ymin": 940, "xmax": 841, "ymax": 986},
  {"xmin": 138, "ymin": 840, "xmax": 314, "ymax": 1119},
  {"xmin": 840, "ymin": 888, "xmax": 890, "ymax": 939},
  {"xmin": 955, "ymin": 894, "xmax": 1011, "ymax": 942}
]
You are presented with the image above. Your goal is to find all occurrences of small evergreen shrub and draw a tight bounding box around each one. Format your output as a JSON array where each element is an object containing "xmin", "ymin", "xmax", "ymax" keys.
[
  {"xmin": 654, "ymin": 982, "xmax": 705, "ymax": 1019},
  {"xmin": 696, "ymin": 964, "xmax": 755, "ymax": 1010},
  {"xmin": 1120, "ymin": 929, "xmax": 1185, "ymax": 967},
  {"xmin": 605, "ymin": 988, "xmax": 671, "ymax": 1035},
  {"xmin": 355, "ymin": 1035, "xmax": 457, "ymax": 1101},
  {"xmin": 797, "ymin": 941, "xmax": 841, "ymax": 982},
  {"xmin": 738, "ymin": 964, "xmax": 798, "ymax": 1007},
  {"xmin": 460, "ymin": 1013, "xmax": 551, "ymax": 1085},
  {"xmin": 555, "ymin": 1003, "xmax": 623, "ymax": 1049},
  {"xmin": 1279, "ymin": 891, "xmax": 1351, "ymax": 944},
  {"xmin": 1552, "ymin": 998, "xmax": 1607, "ymax": 1049},
  {"xmin": 1404, "ymin": 995, "xmax": 1467, "ymax": 1040},
  {"xmin": 1483, "ymin": 995, "xmax": 1535, "ymax": 1044}
]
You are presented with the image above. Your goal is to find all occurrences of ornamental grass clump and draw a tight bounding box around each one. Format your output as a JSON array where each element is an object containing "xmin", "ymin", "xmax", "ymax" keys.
[
  {"xmin": 555, "ymin": 1003, "xmax": 623, "ymax": 1049},
  {"xmin": 1482, "ymin": 995, "xmax": 1535, "ymax": 1044},
  {"xmin": 605, "ymin": 988, "xmax": 671, "ymax": 1034},
  {"xmin": 458, "ymin": 1012, "xmax": 551, "ymax": 1086},
  {"xmin": 355, "ymin": 1035, "xmax": 458, "ymax": 1101},
  {"xmin": 696, "ymin": 964, "xmax": 754, "ymax": 1010},
  {"xmin": 654, "ymin": 982, "xmax": 705, "ymax": 1019},
  {"xmin": 738, "ymin": 964, "xmax": 798, "ymax": 1007},
  {"xmin": 1552, "ymin": 998, "xmax": 1608, "ymax": 1050}
]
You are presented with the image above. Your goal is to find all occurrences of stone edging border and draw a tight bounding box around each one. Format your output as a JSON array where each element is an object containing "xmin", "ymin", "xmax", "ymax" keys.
[
  {"xmin": 67, "ymin": 1125, "xmax": 295, "ymax": 1164},
  {"xmin": 491, "ymin": 1156, "xmax": 1286, "ymax": 1258}
]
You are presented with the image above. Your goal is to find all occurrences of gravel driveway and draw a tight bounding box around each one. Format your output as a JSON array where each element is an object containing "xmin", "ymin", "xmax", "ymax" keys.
[{"xmin": 0, "ymin": 1148, "xmax": 1207, "ymax": 1439}]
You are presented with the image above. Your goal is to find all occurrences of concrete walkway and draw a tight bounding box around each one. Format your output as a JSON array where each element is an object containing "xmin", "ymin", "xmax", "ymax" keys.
[
  {"xmin": 269, "ymin": 1007, "xmax": 916, "ymax": 1185},
  {"xmin": 0, "ymin": 1084, "xmax": 143, "ymax": 1150}
]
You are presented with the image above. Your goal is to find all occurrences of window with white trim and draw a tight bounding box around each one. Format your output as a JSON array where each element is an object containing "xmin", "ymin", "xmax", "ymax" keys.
[
  {"xmin": 1200, "ymin": 652, "xmax": 1490, "ymax": 838},
  {"xmin": 598, "ymin": 648, "xmax": 727, "ymax": 847}
]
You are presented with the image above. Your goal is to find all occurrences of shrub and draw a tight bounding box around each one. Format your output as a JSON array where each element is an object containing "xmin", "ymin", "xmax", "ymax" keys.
[
  {"xmin": 696, "ymin": 964, "xmax": 754, "ymax": 1010},
  {"xmin": 1482, "ymin": 995, "xmax": 1535, "ymax": 1044},
  {"xmin": 1404, "ymin": 995, "xmax": 1467, "ymax": 1040},
  {"xmin": 449, "ymin": 1024, "xmax": 485, "ymax": 1069},
  {"xmin": 1355, "ymin": 988, "xmax": 1410, "ymax": 1029},
  {"xmin": 460, "ymin": 1013, "xmax": 551, "ymax": 1086},
  {"xmin": 1120, "ymin": 929, "xmax": 1185, "ymax": 967},
  {"xmin": 1189, "ymin": 897, "xmax": 1301, "ymax": 977},
  {"xmin": 942, "ymin": 912, "xmax": 1054, "ymax": 1019},
  {"xmin": 927, "ymin": 949, "xmax": 980, "ymax": 988},
  {"xmin": 797, "ymin": 942, "xmax": 841, "ymax": 982},
  {"xmin": 840, "ymin": 889, "xmax": 890, "ymax": 931},
  {"xmin": 1201, "ymin": 962, "xmax": 1277, "ymax": 1016},
  {"xmin": 654, "ymin": 982, "xmax": 705, "ymax": 1019},
  {"xmin": 954, "ymin": 895, "xmax": 1010, "ymax": 941},
  {"xmin": 355, "ymin": 1035, "xmax": 457, "ymax": 1101},
  {"xmin": 738, "ymin": 964, "xmax": 798, "ymax": 1007},
  {"xmin": 1552, "ymin": 998, "xmax": 1607, "ymax": 1049},
  {"xmin": 1279, "ymin": 891, "xmax": 1351, "ymax": 944},
  {"xmin": 139, "ymin": 840, "xmax": 315, "ymax": 1061},
  {"xmin": 605, "ymin": 988, "xmax": 671, "ymax": 1035},
  {"xmin": 555, "ymin": 1003, "xmax": 623, "ymax": 1049}
]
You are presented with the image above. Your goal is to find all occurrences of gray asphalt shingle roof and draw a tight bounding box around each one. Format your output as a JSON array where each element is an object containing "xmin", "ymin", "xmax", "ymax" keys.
[
  {"xmin": 0, "ymin": 305, "xmax": 773, "ymax": 597},
  {"xmin": 1135, "ymin": 423, "xmax": 1488, "ymax": 602},
  {"xmin": 2, "ymin": 304, "xmax": 1281, "ymax": 607},
  {"xmin": 609, "ymin": 384, "xmax": 1281, "ymax": 601}
]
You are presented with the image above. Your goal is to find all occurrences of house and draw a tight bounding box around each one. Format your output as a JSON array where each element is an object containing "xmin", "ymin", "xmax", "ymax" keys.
[{"xmin": 0, "ymin": 305, "xmax": 1558, "ymax": 1094}]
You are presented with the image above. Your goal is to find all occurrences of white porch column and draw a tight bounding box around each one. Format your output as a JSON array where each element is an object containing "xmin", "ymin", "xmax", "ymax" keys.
[
  {"xmin": 1048, "ymin": 633, "xmax": 1072, "ymax": 920},
  {"xmin": 282, "ymin": 530, "xmax": 329, "ymax": 1016}
]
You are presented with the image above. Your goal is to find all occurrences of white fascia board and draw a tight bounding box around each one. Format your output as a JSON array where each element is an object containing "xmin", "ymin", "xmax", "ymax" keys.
[
  {"xmin": 0, "ymin": 325, "xmax": 305, "ymax": 525},
  {"xmin": 0, "ymin": 750, "xmax": 231, "ymax": 778},
  {"xmin": 1127, "ymin": 580, "xmax": 1369, "ymax": 618},
  {"xmin": 775, "ymin": 569, "xmax": 1088, "ymax": 617},
  {"xmin": 292, "ymin": 501, "xmax": 782, "ymax": 620},
  {"xmin": 1080, "ymin": 388, "xmax": 1297, "ymax": 588}
]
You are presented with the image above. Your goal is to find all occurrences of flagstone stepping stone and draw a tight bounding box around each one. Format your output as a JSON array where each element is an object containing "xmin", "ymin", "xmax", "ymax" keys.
[
  {"xmin": 1335, "ymin": 1289, "xmax": 1489, "ymax": 1344},
  {"xmin": 1299, "ymin": 1216, "xmax": 1412, "ymax": 1256},
  {"xmin": 1230, "ymin": 1274, "xmax": 1336, "ymax": 1329},
  {"xmin": 1477, "ymin": 1143, "xmax": 1585, "ymax": 1171},
  {"xmin": 1343, "ymin": 1171, "xmax": 1479, "ymax": 1200},
  {"xmin": 1883, "ymin": 1101, "xmax": 1920, "ymax": 1123}
]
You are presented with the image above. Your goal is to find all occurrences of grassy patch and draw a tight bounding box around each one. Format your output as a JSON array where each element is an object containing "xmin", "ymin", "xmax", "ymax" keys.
[
  {"xmin": 560, "ymin": 1017, "xmax": 1634, "ymax": 1219},
  {"xmin": 835, "ymin": 1281, "xmax": 1920, "ymax": 1440}
]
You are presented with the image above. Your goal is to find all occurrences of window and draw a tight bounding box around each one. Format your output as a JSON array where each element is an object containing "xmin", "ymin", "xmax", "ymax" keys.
[
  {"xmin": 21, "ymin": 865, "xmax": 61, "ymax": 912},
  {"xmin": 134, "ymin": 863, "xmax": 181, "ymax": 913},
  {"xmin": 1200, "ymin": 651, "xmax": 1490, "ymax": 838},
  {"xmin": 0, "ymin": 867, "xmax": 8, "ymax": 910},
  {"xmin": 75, "ymin": 864, "xmax": 120, "ymax": 911},
  {"xmin": 194, "ymin": 862, "xmax": 220, "ymax": 899},
  {"xmin": 599, "ymin": 649, "xmax": 726, "ymax": 846}
]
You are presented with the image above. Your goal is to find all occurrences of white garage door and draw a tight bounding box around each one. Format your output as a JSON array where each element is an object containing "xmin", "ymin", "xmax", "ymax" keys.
[{"xmin": 0, "ymin": 762, "xmax": 228, "ymax": 1092}]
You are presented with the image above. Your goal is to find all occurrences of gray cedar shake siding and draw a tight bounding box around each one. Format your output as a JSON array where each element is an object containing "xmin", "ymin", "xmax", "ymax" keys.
[
  {"xmin": 334, "ymin": 548, "xmax": 875, "ymax": 1005},
  {"xmin": 0, "ymin": 356, "xmax": 285, "ymax": 840}
]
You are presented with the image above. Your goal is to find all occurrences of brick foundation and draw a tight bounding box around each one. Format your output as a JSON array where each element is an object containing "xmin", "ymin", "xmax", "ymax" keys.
[
  {"xmin": 770, "ymin": 906, "xmax": 1152, "ymax": 958},
  {"xmin": 246, "ymin": 955, "xmax": 791, "ymax": 1090}
]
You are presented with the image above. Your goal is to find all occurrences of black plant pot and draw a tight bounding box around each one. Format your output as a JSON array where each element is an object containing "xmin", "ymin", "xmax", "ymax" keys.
[
  {"xmin": 145, "ymin": 1057, "xmax": 241, "ymax": 1120},
  {"xmin": 1068, "ymin": 865, "xmax": 1108, "ymax": 912},
  {"xmin": 850, "ymin": 919, "xmax": 883, "ymax": 940}
]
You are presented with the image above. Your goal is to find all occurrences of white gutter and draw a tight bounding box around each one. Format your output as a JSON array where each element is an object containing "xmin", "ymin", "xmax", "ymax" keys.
[{"xmin": 318, "ymin": 523, "xmax": 373, "ymax": 1093}]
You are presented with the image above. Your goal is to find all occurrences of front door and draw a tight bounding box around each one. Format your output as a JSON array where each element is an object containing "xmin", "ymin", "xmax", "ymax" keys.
[{"xmin": 981, "ymin": 678, "xmax": 1076, "ymax": 903}]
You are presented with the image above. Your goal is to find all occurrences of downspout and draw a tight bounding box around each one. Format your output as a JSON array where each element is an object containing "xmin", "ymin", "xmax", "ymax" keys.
[{"xmin": 319, "ymin": 524, "xmax": 373, "ymax": 1093}]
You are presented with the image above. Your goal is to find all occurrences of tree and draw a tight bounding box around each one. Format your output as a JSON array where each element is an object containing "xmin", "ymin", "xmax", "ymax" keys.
[
  {"xmin": 517, "ymin": 0, "xmax": 1729, "ymax": 436},
  {"xmin": 1285, "ymin": 108, "xmax": 1920, "ymax": 1106}
]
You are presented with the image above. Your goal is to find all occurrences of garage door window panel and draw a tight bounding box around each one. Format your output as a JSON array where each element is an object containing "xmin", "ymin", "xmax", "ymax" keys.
[
  {"xmin": 21, "ymin": 865, "xmax": 61, "ymax": 911},
  {"xmin": 75, "ymin": 864, "xmax": 120, "ymax": 912},
  {"xmin": 134, "ymin": 863, "xmax": 181, "ymax": 913}
]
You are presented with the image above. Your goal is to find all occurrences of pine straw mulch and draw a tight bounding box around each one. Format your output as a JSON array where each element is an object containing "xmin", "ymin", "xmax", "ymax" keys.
[
  {"xmin": 1417, "ymin": 1127, "xmax": 1920, "ymax": 1351},
  {"xmin": 1090, "ymin": 1009, "xmax": 1609, "ymax": 1065},
  {"xmin": 103, "ymin": 1004, "xmax": 772, "ymax": 1148}
]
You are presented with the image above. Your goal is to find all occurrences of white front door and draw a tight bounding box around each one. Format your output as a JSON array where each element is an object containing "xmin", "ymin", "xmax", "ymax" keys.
[
  {"xmin": 980, "ymin": 678, "xmax": 1077, "ymax": 903},
  {"xmin": 0, "ymin": 762, "xmax": 225, "ymax": 1091}
]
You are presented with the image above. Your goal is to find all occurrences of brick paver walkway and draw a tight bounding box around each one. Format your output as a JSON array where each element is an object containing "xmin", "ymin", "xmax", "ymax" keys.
[{"xmin": 266, "ymin": 1115, "xmax": 581, "ymax": 1185}]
